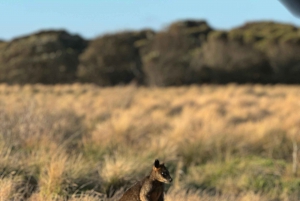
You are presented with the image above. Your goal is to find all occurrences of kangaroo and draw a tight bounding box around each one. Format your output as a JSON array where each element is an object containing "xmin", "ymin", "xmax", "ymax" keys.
[{"xmin": 119, "ymin": 159, "xmax": 172, "ymax": 201}]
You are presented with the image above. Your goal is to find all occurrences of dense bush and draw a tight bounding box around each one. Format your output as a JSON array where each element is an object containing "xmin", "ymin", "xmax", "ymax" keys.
[
  {"xmin": 191, "ymin": 31, "xmax": 273, "ymax": 83},
  {"xmin": 77, "ymin": 30, "xmax": 154, "ymax": 85},
  {"xmin": 190, "ymin": 21, "xmax": 300, "ymax": 84},
  {"xmin": 265, "ymin": 41, "xmax": 300, "ymax": 83},
  {"xmin": 142, "ymin": 20, "xmax": 213, "ymax": 86},
  {"xmin": 0, "ymin": 21, "xmax": 300, "ymax": 85},
  {"xmin": 228, "ymin": 22, "xmax": 300, "ymax": 83},
  {"xmin": 0, "ymin": 30, "xmax": 87, "ymax": 84}
]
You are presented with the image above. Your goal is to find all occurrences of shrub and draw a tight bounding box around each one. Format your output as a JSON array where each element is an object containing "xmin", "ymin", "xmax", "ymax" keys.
[
  {"xmin": 0, "ymin": 30, "xmax": 87, "ymax": 84},
  {"xmin": 195, "ymin": 34, "xmax": 273, "ymax": 83},
  {"xmin": 265, "ymin": 42, "xmax": 300, "ymax": 83},
  {"xmin": 77, "ymin": 30, "xmax": 154, "ymax": 85},
  {"xmin": 142, "ymin": 20, "xmax": 213, "ymax": 86}
]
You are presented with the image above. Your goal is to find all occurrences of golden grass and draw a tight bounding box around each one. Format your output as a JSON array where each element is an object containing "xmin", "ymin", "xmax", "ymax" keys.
[
  {"xmin": 1, "ymin": 83, "xmax": 300, "ymax": 200},
  {"xmin": 0, "ymin": 177, "xmax": 17, "ymax": 200}
]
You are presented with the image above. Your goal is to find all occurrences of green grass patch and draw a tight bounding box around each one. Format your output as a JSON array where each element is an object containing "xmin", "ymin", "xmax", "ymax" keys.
[{"xmin": 185, "ymin": 157, "xmax": 292, "ymax": 199}]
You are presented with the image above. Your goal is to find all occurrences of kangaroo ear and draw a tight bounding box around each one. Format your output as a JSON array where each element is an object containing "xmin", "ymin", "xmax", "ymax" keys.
[{"xmin": 154, "ymin": 159, "xmax": 160, "ymax": 168}]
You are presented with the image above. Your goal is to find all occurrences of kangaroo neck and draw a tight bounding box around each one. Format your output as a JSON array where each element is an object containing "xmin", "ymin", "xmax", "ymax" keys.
[{"xmin": 149, "ymin": 171, "xmax": 163, "ymax": 183}]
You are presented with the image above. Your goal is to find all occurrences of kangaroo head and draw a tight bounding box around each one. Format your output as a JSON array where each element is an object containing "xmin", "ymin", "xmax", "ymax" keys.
[{"xmin": 152, "ymin": 159, "xmax": 172, "ymax": 183}]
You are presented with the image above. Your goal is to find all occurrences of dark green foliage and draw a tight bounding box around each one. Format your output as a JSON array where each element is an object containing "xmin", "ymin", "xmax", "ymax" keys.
[
  {"xmin": 0, "ymin": 30, "xmax": 87, "ymax": 84},
  {"xmin": 228, "ymin": 22, "xmax": 300, "ymax": 83},
  {"xmin": 228, "ymin": 21, "xmax": 297, "ymax": 45},
  {"xmin": 0, "ymin": 21, "xmax": 300, "ymax": 85},
  {"xmin": 191, "ymin": 21, "xmax": 300, "ymax": 84},
  {"xmin": 77, "ymin": 30, "xmax": 154, "ymax": 85},
  {"xmin": 142, "ymin": 20, "xmax": 213, "ymax": 86},
  {"xmin": 193, "ymin": 33, "xmax": 273, "ymax": 83},
  {"xmin": 265, "ymin": 42, "xmax": 300, "ymax": 83}
]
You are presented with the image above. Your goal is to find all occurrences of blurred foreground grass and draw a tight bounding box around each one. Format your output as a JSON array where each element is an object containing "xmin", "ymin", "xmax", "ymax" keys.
[{"xmin": 0, "ymin": 83, "xmax": 300, "ymax": 200}]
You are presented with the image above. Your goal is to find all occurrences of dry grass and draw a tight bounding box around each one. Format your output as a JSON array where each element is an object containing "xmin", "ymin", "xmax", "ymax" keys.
[{"xmin": 1, "ymin": 83, "xmax": 300, "ymax": 200}]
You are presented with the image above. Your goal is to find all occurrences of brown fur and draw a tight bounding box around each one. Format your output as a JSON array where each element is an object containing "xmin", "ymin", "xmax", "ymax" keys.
[{"xmin": 119, "ymin": 159, "xmax": 172, "ymax": 201}]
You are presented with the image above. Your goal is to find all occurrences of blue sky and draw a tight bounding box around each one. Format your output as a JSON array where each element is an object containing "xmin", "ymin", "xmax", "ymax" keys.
[{"xmin": 0, "ymin": 0, "xmax": 299, "ymax": 40}]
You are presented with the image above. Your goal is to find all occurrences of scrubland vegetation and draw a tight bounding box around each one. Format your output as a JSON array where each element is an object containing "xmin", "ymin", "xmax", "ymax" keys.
[
  {"xmin": 0, "ymin": 84, "xmax": 300, "ymax": 200},
  {"xmin": 1, "ymin": 21, "xmax": 300, "ymax": 86}
]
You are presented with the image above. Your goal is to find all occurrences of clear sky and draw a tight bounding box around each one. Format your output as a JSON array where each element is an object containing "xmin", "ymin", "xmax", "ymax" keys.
[{"xmin": 0, "ymin": 0, "xmax": 299, "ymax": 41}]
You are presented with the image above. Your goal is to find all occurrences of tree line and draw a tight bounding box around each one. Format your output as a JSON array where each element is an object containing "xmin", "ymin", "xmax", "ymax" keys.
[{"xmin": 0, "ymin": 20, "xmax": 299, "ymax": 86}]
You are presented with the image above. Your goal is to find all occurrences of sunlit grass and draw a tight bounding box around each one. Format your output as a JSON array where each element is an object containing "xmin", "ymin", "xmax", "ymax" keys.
[{"xmin": 0, "ymin": 84, "xmax": 300, "ymax": 200}]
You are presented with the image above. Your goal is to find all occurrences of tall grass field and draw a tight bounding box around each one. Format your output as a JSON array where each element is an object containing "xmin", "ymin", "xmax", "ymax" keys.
[{"xmin": 0, "ymin": 84, "xmax": 300, "ymax": 200}]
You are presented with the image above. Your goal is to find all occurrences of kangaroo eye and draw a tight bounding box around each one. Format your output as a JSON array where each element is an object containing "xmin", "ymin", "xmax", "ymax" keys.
[{"xmin": 161, "ymin": 172, "xmax": 166, "ymax": 176}]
